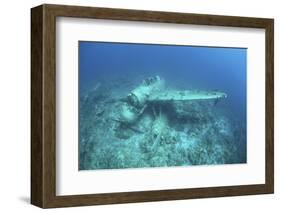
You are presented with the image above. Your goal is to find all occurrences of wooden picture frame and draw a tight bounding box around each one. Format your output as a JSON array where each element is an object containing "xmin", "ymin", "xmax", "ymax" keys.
[{"xmin": 31, "ymin": 4, "xmax": 274, "ymax": 208}]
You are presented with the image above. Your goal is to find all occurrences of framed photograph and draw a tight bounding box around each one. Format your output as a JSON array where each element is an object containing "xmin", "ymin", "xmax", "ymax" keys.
[{"xmin": 31, "ymin": 4, "xmax": 274, "ymax": 208}]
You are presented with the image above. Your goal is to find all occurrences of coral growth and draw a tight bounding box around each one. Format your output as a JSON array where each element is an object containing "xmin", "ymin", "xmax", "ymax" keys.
[{"xmin": 79, "ymin": 81, "xmax": 246, "ymax": 170}]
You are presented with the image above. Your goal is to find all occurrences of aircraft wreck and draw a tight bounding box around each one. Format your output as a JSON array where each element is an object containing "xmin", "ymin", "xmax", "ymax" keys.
[{"xmin": 117, "ymin": 76, "xmax": 227, "ymax": 124}]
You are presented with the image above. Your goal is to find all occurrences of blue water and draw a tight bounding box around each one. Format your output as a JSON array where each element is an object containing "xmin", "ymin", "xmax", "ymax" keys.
[{"xmin": 79, "ymin": 41, "xmax": 247, "ymax": 170}]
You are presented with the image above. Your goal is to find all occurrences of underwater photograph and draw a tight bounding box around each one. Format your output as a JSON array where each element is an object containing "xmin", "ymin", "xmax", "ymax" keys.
[{"xmin": 79, "ymin": 41, "xmax": 247, "ymax": 170}]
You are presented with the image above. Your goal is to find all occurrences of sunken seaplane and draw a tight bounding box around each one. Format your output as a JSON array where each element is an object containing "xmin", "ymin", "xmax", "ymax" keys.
[{"xmin": 116, "ymin": 76, "xmax": 227, "ymax": 125}]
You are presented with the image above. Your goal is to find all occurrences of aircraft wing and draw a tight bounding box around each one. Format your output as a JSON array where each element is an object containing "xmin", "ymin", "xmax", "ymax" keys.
[{"xmin": 148, "ymin": 90, "xmax": 227, "ymax": 102}]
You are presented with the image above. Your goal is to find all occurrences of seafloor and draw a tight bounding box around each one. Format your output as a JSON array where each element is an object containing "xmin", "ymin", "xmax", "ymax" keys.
[{"xmin": 79, "ymin": 79, "xmax": 246, "ymax": 170}]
